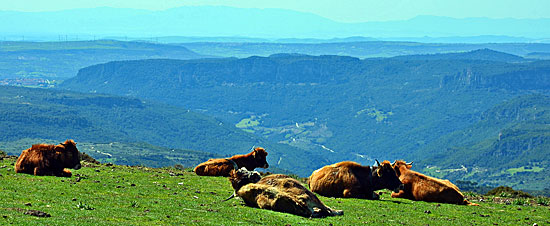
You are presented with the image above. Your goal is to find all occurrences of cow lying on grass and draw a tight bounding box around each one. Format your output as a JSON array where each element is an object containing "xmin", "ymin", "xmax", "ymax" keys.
[
  {"xmin": 308, "ymin": 160, "xmax": 403, "ymax": 199},
  {"xmin": 227, "ymin": 167, "xmax": 343, "ymax": 218},
  {"xmin": 194, "ymin": 147, "xmax": 269, "ymax": 176},
  {"xmin": 14, "ymin": 139, "xmax": 81, "ymax": 177},
  {"xmin": 391, "ymin": 160, "xmax": 478, "ymax": 206}
]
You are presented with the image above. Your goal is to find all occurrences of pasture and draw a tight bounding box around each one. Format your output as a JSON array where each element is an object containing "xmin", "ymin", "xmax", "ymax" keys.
[{"xmin": 0, "ymin": 156, "xmax": 548, "ymax": 225}]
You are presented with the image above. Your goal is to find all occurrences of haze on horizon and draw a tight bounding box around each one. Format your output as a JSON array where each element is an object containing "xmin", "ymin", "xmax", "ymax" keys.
[{"xmin": 2, "ymin": 0, "xmax": 549, "ymax": 23}]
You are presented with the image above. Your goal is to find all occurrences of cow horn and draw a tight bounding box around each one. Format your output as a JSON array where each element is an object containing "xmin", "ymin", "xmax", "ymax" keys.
[
  {"xmin": 375, "ymin": 159, "xmax": 381, "ymax": 167},
  {"xmin": 226, "ymin": 159, "xmax": 238, "ymax": 171},
  {"xmin": 222, "ymin": 192, "xmax": 236, "ymax": 202},
  {"xmin": 407, "ymin": 161, "xmax": 413, "ymax": 165}
]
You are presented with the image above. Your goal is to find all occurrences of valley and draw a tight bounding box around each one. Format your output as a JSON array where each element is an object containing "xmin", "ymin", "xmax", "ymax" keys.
[{"xmin": 58, "ymin": 50, "xmax": 550, "ymax": 191}]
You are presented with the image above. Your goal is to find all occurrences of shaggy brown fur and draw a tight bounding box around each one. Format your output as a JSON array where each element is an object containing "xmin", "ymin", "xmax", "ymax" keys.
[
  {"xmin": 14, "ymin": 139, "xmax": 81, "ymax": 177},
  {"xmin": 229, "ymin": 168, "xmax": 343, "ymax": 218},
  {"xmin": 308, "ymin": 160, "xmax": 403, "ymax": 199},
  {"xmin": 391, "ymin": 160, "xmax": 478, "ymax": 206},
  {"xmin": 194, "ymin": 147, "xmax": 269, "ymax": 176}
]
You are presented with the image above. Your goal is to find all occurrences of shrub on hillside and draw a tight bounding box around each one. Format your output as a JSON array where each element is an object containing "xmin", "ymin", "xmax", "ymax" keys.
[
  {"xmin": 486, "ymin": 186, "xmax": 533, "ymax": 198},
  {"xmin": 80, "ymin": 152, "xmax": 100, "ymax": 164}
]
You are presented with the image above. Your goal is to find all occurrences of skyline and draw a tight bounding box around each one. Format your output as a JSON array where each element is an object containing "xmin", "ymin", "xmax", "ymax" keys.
[{"xmin": 1, "ymin": 0, "xmax": 549, "ymax": 23}]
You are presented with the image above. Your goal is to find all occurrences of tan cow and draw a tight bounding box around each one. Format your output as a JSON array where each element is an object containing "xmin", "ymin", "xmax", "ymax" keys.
[
  {"xmin": 391, "ymin": 160, "xmax": 478, "ymax": 206},
  {"xmin": 194, "ymin": 147, "xmax": 269, "ymax": 177},
  {"xmin": 228, "ymin": 167, "xmax": 343, "ymax": 218},
  {"xmin": 15, "ymin": 139, "xmax": 81, "ymax": 177},
  {"xmin": 308, "ymin": 160, "xmax": 403, "ymax": 199}
]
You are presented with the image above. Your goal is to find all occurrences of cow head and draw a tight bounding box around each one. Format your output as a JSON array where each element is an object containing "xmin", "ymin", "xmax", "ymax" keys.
[
  {"xmin": 391, "ymin": 160, "xmax": 413, "ymax": 177},
  {"xmin": 229, "ymin": 167, "xmax": 262, "ymax": 192},
  {"xmin": 251, "ymin": 147, "xmax": 269, "ymax": 169},
  {"xmin": 58, "ymin": 139, "xmax": 81, "ymax": 170},
  {"xmin": 374, "ymin": 160, "xmax": 403, "ymax": 193}
]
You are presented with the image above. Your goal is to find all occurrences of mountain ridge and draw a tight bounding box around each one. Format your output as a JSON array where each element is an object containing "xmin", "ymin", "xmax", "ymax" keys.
[{"xmin": 2, "ymin": 6, "xmax": 550, "ymax": 40}]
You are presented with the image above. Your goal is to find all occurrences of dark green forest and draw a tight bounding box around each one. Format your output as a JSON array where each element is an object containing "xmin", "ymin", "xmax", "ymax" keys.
[{"xmin": 61, "ymin": 50, "xmax": 550, "ymax": 191}]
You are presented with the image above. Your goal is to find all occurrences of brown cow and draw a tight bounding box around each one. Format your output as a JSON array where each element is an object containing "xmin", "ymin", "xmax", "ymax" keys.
[
  {"xmin": 194, "ymin": 147, "xmax": 269, "ymax": 176},
  {"xmin": 308, "ymin": 160, "xmax": 403, "ymax": 199},
  {"xmin": 390, "ymin": 160, "xmax": 478, "ymax": 206},
  {"xmin": 228, "ymin": 167, "xmax": 343, "ymax": 218},
  {"xmin": 14, "ymin": 139, "xmax": 81, "ymax": 177}
]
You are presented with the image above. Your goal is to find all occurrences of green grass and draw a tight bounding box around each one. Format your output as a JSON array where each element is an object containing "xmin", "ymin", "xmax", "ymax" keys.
[
  {"xmin": 1, "ymin": 157, "xmax": 549, "ymax": 225},
  {"xmin": 505, "ymin": 166, "xmax": 545, "ymax": 176},
  {"xmin": 356, "ymin": 107, "xmax": 393, "ymax": 122},
  {"xmin": 235, "ymin": 117, "xmax": 261, "ymax": 129}
]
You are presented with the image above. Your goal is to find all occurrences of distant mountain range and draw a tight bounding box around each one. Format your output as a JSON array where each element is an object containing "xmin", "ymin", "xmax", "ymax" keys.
[
  {"xmin": 0, "ymin": 40, "xmax": 204, "ymax": 79},
  {"xmin": 1, "ymin": 6, "xmax": 550, "ymax": 41},
  {"xmin": 60, "ymin": 50, "xmax": 550, "ymax": 190}
]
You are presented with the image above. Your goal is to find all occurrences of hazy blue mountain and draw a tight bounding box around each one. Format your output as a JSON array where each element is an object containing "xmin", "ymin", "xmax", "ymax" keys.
[
  {"xmin": 86, "ymin": 35, "xmax": 534, "ymax": 44},
  {"xmin": 1, "ymin": 7, "xmax": 550, "ymax": 40},
  {"xmin": 392, "ymin": 49, "xmax": 526, "ymax": 62},
  {"xmin": 383, "ymin": 35, "xmax": 537, "ymax": 44},
  {"xmin": 60, "ymin": 52, "xmax": 550, "ymax": 189},
  {"xmin": 3, "ymin": 40, "xmax": 550, "ymax": 82},
  {"xmin": 179, "ymin": 41, "xmax": 550, "ymax": 59},
  {"xmin": 0, "ymin": 40, "xmax": 204, "ymax": 79},
  {"xmin": 526, "ymin": 52, "xmax": 550, "ymax": 60}
]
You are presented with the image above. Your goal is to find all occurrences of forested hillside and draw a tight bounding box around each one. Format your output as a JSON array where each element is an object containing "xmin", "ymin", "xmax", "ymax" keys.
[
  {"xmin": 0, "ymin": 86, "xmax": 327, "ymax": 175},
  {"xmin": 61, "ymin": 50, "xmax": 550, "ymax": 190},
  {"xmin": 417, "ymin": 94, "xmax": 550, "ymax": 190}
]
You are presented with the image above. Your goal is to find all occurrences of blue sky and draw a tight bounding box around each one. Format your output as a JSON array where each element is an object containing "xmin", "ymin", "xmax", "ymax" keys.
[{"xmin": 1, "ymin": 0, "xmax": 549, "ymax": 22}]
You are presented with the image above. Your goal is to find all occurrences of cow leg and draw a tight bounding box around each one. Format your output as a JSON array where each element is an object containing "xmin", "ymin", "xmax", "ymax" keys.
[
  {"xmin": 391, "ymin": 190, "xmax": 406, "ymax": 198},
  {"xmin": 60, "ymin": 169, "xmax": 72, "ymax": 177},
  {"xmin": 342, "ymin": 189, "xmax": 354, "ymax": 198},
  {"xmin": 33, "ymin": 167, "xmax": 45, "ymax": 176}
]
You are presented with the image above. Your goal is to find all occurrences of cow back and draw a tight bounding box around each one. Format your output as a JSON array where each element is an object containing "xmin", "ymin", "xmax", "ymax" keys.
[
  {"xmin": 237, "ymin": 174, "xmax": 343, "ymax": 217},
  {"xmin": 194, "ymin": 158, "xmax": 235, "ymax": 176},
  {"xmin": 309, "ymin": 161, "xmax": 373, "ymax": 198}
]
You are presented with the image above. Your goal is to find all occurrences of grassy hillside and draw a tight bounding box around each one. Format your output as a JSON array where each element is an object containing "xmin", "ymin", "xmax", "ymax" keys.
[
  {"xmin": 0, "ymin": 40, "xmax": 204, "ymax": 79},
  {"xmin": 0, "ymin": 86, "xmax": 328, "ymax": 176},
  {"xmin": 1, "ymin": 157, "xmax": 549, "ymax": 225}
]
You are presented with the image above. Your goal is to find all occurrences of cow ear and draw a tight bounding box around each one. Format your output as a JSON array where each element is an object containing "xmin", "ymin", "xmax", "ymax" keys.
[
  {"xmin": 252, "ymin": 150, "xmax": 256, "ymax": 158},
  {"xmin": 376, "ymin": 168, "xmax": 382, "ymax": 177}
]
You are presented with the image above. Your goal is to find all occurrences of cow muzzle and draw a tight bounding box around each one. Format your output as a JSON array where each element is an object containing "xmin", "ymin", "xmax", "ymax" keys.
[
  {"xmin": 73, "ymin": 163, "xmax": 82, "ymax": 170},
  {"xmin": 393, "ymin": 184, "xmax": 404, "ymax": 193}
]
